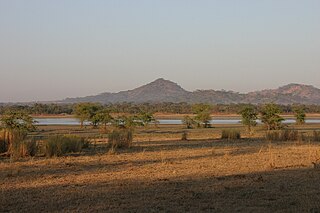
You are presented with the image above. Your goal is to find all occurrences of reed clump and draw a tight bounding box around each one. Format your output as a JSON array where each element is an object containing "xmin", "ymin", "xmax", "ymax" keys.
[
  {"xmin": 181, "ymin": 131, "xmax": 188, "ymax": 141},
  {"xmin": 45, "ymin": 135, "xmax": 89, "ymax": 157},
  {"xmin": 312, "ymin": 131, "xmax": 320, "ymax": 142},
  {"xmin": 221, "ymin": 129, "xmax": 241, "ymax": 140},
  {"xmin": 108, "ymin": 129, "xmax": 133, "ymax": 149},
  {"xmin": 0, "ymin": 131, "xmax": 6, "ymax": 153},
  {"xmin": 265, "ymin": 130, "xmax": 300, "ymax": 142},
  {"xmin": 0, "ymin": 130, "xmax": 37, "ymax": 158},
  {"xmin": 10, "ymin": 138, "xmax": 37, "ymax": 159}
]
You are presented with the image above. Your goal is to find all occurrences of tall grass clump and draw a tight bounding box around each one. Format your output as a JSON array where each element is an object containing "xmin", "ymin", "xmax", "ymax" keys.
[
  {"xmin": 265, "ymin": 130, "xmax": 299, "ymax": 142},
  {"xmin": 45, "ymin": 135, "xmax": 89, "ymax": 157},
  {"xmin": 10, "ymin": 137, "xmax": 37, "ymax": 159},
  {"xmin": 181, "ymin": 131, "xmax": 188, "ymax": 141},
  {"xmin": 0, "ymin": 131, "xmax": 6, "ymax": 153},
  {"xmin": 0, "ymin": 139, "xmax": 5, "ymax": 153},
  {"xmin": 0, "ymin": 130, "xmax": 38, "ymax": 158},
  {"xmin": 108, "ymin": 129, "xmax": 133, "ymax": 149},
  {"xmin": 221, "ymin": 129, "xmax": 241, "ymax": 140},
  {"xmin": 0, "ymin": 130, "xmax": 26, "ymax": 154},
  {"xmin": 312, "ymin": 131, "xmax": 320, "ymax": 142}
]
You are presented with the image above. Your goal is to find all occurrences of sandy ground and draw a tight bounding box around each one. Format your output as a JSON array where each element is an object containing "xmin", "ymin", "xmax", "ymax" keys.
[{"xmin": 1, "ymin": 139, "xmax": 320, "ymax": 212}]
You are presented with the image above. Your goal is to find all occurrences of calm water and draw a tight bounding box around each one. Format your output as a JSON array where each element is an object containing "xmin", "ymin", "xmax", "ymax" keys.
[{"xmin": 34, "ymin": 118, "xmax": 320, "ymax": 125}]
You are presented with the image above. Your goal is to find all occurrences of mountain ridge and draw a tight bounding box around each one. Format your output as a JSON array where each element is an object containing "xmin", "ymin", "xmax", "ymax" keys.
[{"xmin": 61, "ymin": 78, "xmax": 320, "ymax": 104}]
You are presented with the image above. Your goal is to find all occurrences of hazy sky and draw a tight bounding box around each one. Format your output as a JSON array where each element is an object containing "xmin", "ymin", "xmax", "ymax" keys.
[{"xmin": 0, "ymin": 0, "xmax": 319, "ymax": 102}]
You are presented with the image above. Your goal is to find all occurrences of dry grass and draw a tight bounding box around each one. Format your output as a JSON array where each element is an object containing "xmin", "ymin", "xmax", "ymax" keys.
[
  {"xmin": 1, "ymin": 138, "xmax": 320, "ymax": 212},
  {"xmin": 1, "ymin": 123, "xmax": 320, "ymax": 212}
]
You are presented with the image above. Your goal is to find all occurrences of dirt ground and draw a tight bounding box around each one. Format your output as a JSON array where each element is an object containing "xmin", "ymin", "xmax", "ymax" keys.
[{"xmin": 1, "ymin": 138, "xmax": 320, "ymax": 212}]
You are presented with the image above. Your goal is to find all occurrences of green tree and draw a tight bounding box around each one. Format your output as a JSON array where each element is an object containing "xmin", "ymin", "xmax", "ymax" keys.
[
  {"xmin": 112, "ymin": 115, "xmax": 142, "ymax": 129},
  {"xmin": 0, "ymin": 110, "xmax": 36, "ymax": 153},
  {"xmin": 93, "ymin": 109, "xmax": 113, "ymax": 131},
  {"xmin": 74, "ymin": 103, "xmax": 102, "ymax": 128},
  {"xmin": 239, "ymin": 105, "xmax": 258, "ymax": 132},
  {"xmin": 260, "ymin": 103, "xmax": 284, "ymax": 130},
  {"xmin": 195, "ymin": 112, "xmax": 211, "ymax": 128},
  {"xmin": 192, "ymin": 104, "xmax": 212, "ymax": 128},
  {"xmin": 192, "ymin": 104, "xmax": 211, "ymax": 114},
  {"xmin": 0, "ymin": 110, "xmax": 35, "ymax": 133},
  {"xmin": 138, "ymin": 112, "xmax": 156, "ymax": 127},
  {"xmin": 182, "ymin": 115, "xmax": 196, "ymax": 129},
  {"xmin": 293, "ymin": 106, "xmax": 306, "ymax": 125}
]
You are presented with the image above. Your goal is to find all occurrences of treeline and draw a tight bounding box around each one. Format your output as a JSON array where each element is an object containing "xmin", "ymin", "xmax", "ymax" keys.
[
  {"xmin": 1, "ymin": 102, "xmax": 320, "ymax": 115},
  {"xmin": 0, "ymin": 103, "xmax": 74, "ymax": 115}
]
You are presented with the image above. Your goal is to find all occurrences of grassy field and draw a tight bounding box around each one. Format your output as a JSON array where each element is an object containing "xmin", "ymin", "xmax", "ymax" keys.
[{"xmin": 1, "ymin": 123, "xmax": 320, "ymax": 212}]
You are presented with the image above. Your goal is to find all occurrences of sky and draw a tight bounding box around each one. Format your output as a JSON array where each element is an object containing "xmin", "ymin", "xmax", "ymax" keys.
[{"xmin": 0, "ymin": 0, "xmax": 319, "ymax": 102}]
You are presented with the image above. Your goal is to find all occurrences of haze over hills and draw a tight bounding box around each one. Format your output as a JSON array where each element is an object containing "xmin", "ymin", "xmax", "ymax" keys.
[{"xmin": 61, "ymin": 78, "xmax": 320, "ymax": 105}]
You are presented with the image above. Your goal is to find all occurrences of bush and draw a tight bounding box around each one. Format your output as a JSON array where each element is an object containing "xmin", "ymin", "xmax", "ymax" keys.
[
  {"xmin": 108, "ymin": 129, "xmax": 133, "ymax": 149},
  {"xmin": 45, "ymin": 135, "xmax": 88, "ymax": 157},
  {"xmin": 221, "ymin": 129, "xmax": 241, "ymax": 140},
  {"xmin": 265, "ymin": 130, "xmax": 299, "ymax": 142}
]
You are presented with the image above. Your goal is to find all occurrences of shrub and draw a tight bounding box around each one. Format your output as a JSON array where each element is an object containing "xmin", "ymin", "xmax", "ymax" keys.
[
  {"xmin": 108, "ymin": 129, "xmax": 133, "ymax": 149},
  {"xmin": 45, "ymin": 135, "xmax": 88, "ymax": 157},
  {"xmin": 221, "ymin": 129, "xmax": 241, "ymax": 140},
  {"xmin": 265, "ymin": 130, "xmax": 299, "ymax": 142}
]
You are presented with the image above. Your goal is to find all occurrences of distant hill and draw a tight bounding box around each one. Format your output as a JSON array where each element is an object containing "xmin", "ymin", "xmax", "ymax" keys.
[
  {"xmin": 245, "ymin": 84, "xmax": 320, "ymax": 104},
  {"xmin": 61, "ymin": 78, "xmax": 320, "ymax": 104}
]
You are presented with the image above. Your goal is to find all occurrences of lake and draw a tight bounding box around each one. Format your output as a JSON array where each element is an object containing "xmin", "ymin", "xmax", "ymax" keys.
[{"xmin": 34, "ymin": 118, "xmax": 320, "ymax": 125}]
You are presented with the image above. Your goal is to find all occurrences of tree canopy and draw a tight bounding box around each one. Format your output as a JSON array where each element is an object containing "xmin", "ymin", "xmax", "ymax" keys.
[
  {"xmin": 239, "ymin": 105, "xmax": 258, "ymax": 132},
  {"xmin": 260, "ymin": 103, "xmax": 284, "ymax": 130},
  {"xmin": 192, "ymin": 104, "xmax": 212, "ymax": 128},
  {"xmin": 0, "ymin": 110, "xmax": 36, "ymax": 132},
  {"xmin": 293, "ymin": 106, "xmax": 306, "ymax": 125}
]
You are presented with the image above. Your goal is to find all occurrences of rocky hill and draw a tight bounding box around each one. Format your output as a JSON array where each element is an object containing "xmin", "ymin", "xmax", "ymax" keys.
[
  {"xmin": 245, "ymin": 84, "xmax": 320, "ymax": 104},
  {"xmin": 61, "ymin": 78, "xmax": 320, "ymax": 104}
]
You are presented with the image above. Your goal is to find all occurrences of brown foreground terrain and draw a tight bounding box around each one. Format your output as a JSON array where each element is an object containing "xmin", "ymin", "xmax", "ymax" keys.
[{"xmin": 1, "ymin": 124, "xmax": 320, "ymax": 212}]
